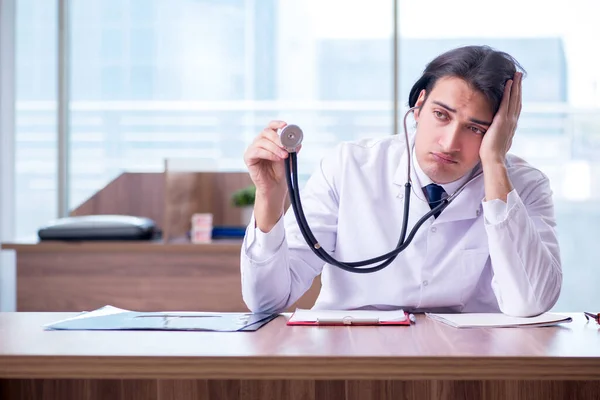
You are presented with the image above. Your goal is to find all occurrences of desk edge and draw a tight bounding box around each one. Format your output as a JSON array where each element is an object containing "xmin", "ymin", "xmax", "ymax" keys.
[{"xmin": 1, "ymin": 356, "xmax": 599, "ymax": 380}]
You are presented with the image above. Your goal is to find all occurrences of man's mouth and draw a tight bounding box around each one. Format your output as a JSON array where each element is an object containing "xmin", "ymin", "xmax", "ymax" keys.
[{"xmin": 431, "ymin": 152, "xmax": 457, "ymax": 164}]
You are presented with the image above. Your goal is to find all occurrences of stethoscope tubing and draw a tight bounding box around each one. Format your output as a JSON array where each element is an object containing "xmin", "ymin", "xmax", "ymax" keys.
[{"xmin": 282, "ymin": 108, "xmax": 481, "ymax": 273}]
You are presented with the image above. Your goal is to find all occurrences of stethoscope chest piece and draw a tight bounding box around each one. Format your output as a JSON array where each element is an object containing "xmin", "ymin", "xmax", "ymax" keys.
[{"xmin": 280, "ymin": 124, "xmax": 303, "ymax": 153}]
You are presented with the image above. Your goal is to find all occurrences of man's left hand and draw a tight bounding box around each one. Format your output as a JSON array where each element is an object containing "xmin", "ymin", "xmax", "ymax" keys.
[{"xmin": 479, "ymin": 72, "xmax": 523, "ymax": 166}]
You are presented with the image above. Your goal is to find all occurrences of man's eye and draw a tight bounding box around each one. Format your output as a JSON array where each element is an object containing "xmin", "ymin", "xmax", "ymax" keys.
[
  {"xmin": 470, "ymin": 126, "xmax": 486, "ymax": 135},
  {"xmin": 433, "ymin": 111, "xmax": 447, "ymax": 120}
]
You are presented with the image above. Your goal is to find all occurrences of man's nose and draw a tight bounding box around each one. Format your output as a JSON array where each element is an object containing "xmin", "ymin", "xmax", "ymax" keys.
[{"xmin": 438, "ymin": 123, "xmax": 461, "ymax": 152}]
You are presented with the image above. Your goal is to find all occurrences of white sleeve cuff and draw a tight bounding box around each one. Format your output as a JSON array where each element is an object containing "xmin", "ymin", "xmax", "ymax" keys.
[
  {"xmin": 482, "ymin": 189, "xmax": 519, "ymax": 225},
  {"xmin": 243, "ymin": 212, "xmax": 286, "ymax": 261}
]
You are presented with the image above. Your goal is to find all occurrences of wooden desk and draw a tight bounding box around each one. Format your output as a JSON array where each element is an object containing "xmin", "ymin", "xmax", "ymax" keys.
[
  {"xmin": 0, "ymin": 313, "xmax": 598, "ymax": 400},
  {"xmin": 1, "ymin": 240, "xmax": 320, "ymax": 312}
]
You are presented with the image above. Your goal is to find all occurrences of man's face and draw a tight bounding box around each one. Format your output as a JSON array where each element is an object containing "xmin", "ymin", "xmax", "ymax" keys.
[{"xmin": 413, "ymin": 76, "xmax": 494, "ymax": 184}]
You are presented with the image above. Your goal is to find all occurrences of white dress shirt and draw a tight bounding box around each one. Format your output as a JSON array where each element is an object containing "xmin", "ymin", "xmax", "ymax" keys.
[{"xmin": 240, "ymin": 136, "xmax": 562, "ymax": 317}]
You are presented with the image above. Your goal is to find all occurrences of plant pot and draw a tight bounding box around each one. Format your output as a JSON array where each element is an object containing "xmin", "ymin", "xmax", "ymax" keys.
[{"xmin": 240, "ymin": 206, "xmax": 254, "ymax": 226}]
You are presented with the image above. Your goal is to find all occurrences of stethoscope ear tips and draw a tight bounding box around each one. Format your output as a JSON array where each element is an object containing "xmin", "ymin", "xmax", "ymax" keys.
[{"xmin": 280, "ymin": 124, "xmax": 303, "ymax": 153}]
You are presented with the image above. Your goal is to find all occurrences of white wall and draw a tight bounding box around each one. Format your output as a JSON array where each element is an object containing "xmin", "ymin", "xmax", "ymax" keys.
[{"xmin": 0, "ymin": 0, "xmax": 16, "ymax": 312}]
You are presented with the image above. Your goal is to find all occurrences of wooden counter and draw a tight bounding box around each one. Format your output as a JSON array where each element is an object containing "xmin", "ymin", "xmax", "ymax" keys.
[
  {"xmin": 2, "ymin": 239, "xmax": 242, "ymax": 254},
  {"xmin": 1, "ymin": 239, "xmax": 320, "ymax": 312}
]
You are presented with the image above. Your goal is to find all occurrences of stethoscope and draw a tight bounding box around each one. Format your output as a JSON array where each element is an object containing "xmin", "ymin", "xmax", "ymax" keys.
[{"xmin": 279, "ymin": 107, "xmax": 484, "ymax": 274}]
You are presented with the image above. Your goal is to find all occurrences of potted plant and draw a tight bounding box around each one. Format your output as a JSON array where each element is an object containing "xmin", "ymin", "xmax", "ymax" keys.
[{"xmin": 231, "ymin": 184, "xmax": 256, "ymax": 226}]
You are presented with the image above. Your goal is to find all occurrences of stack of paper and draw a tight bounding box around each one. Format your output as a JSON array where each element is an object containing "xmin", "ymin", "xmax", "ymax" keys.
[
  {"xmin": 287, "ymin": 308, "xmax": 409, "ymax": 326},
  {"xmin": 426, "ymin": 312, "xmax": 572, "ymax": 328}
]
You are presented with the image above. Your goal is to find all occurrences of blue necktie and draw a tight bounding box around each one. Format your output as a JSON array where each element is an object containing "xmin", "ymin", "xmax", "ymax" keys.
[{"xmin": 424, "ymin": 183, "xmax": 446, "ymax": 218}]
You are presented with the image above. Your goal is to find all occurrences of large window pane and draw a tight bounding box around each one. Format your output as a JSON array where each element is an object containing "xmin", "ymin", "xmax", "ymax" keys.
[
  {"xmin": 398, "ymin": 0, "xmax": 600, "ymax": 311},
  {"xmin": 69, "ymin": 0, "xmax": 394, "ymax": 209},
  {"xmin": 15, "ymin": 0, "xmax": 57, "ymax": 238}
]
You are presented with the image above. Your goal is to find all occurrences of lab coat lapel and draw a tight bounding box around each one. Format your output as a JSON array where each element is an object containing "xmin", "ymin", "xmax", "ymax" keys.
[{"xmin": 392, "ymin": 149, "xmax": 432, "ymax": 226}]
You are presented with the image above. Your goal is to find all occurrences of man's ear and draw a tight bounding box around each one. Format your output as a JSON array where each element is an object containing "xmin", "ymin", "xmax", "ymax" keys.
[{"xmin": 414, "ymin": 89, "xmax": 427, "ymax": 121}]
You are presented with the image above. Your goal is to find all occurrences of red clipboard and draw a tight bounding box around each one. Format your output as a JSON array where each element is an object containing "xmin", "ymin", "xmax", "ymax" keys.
[{"xmin": 286, "ymin": 309, "xmax": 411, "ymax": 326}]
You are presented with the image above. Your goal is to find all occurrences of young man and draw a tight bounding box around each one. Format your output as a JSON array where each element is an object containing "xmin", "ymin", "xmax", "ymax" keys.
[{"xmin": 240, "ymin": 45, "xmax": 562, "ymax": 317}]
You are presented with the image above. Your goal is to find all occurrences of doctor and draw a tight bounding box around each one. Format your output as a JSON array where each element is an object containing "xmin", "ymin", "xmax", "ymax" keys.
[{"xmin": 240, "ymin": 45, "xmax": 562, "ymax": 317}]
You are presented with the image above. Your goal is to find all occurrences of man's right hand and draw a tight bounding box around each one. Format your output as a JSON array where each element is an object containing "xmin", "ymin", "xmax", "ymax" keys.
[{"xmin": 244, "ymin": 120, "xmax": 300, "ymax": 232}]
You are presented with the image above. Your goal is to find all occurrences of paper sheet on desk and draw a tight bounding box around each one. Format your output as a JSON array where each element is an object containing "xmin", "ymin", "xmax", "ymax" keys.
[
  {"xmin": 287, "ymin": 308, "xmax": 409, "ymax": 326},
  {"xmin": 426, "ymin": 312, "xmax": 572, "ymax": 328},
  {"xmin": 44, "ymin": 305, "xmax": 277, "ymax": 332},
  {"xmin": 51, "ymin": 305, "xmax": 129, "ymax": 323}
]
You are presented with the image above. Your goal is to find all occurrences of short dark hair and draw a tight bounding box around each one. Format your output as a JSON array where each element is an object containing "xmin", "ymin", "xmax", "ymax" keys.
[{"xmin": 408, "ymin": 45, "xmax": 526, "ymax": 114}]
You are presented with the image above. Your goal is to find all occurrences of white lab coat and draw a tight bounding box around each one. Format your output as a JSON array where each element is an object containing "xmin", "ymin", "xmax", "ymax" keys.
[{"xmin": 240, "ymin": 136, "xmax": 562, "ymax": 317}]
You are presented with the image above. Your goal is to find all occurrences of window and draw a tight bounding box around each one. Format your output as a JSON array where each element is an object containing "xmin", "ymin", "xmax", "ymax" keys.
[
  {"xmin": 67, "ymin": 0, "xmax": 394, "ymax": 209},
  {"xmin": 15, "ymin": 0, "xmax": 57, "ymax": 238}
]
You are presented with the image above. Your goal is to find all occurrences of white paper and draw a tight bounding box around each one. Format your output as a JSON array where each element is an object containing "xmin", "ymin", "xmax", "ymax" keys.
[
  {"xmin": 43, "ymin": 305, "xmax": 130, "ymax": 327},
  {"xmin": 44, "ymin": 306, "xmax": 250, "ymax": 329},
  {"xmin": 289, "ymin": 308, "xmax": 406, "ymax": 323},
  {"xmin": 426, "ymin": 312, "xmax": 572, "ymax": 328}
]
